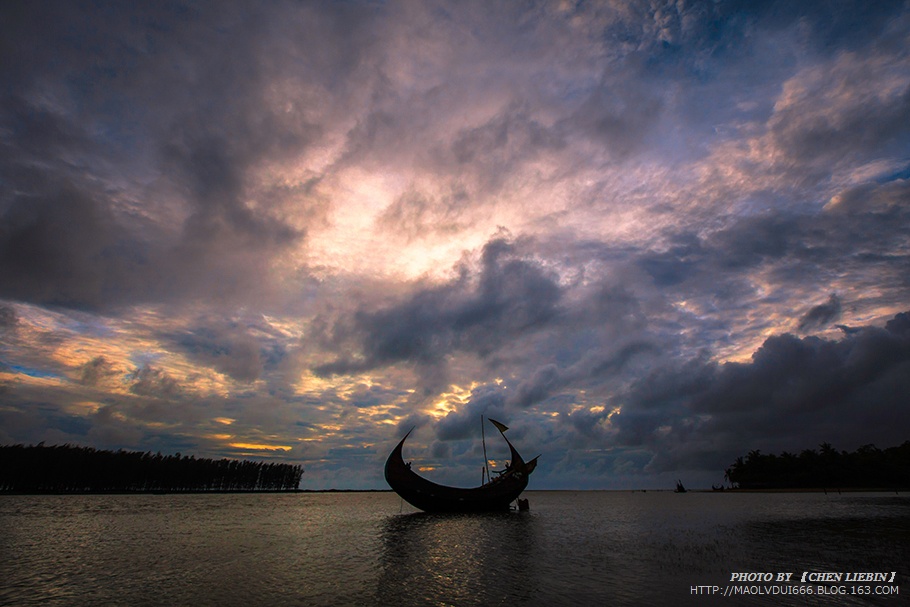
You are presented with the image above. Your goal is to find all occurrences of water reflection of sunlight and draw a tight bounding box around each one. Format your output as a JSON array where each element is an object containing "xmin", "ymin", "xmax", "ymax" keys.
[{"xmin": 376, "ymin": 512, "xmax": 539, "ymax": 606}]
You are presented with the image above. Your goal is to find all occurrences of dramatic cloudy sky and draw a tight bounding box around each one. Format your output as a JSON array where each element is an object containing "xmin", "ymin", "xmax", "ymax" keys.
[{"xmin": 2, "ymin": 0, "xmax": 909, "ymax": 489}]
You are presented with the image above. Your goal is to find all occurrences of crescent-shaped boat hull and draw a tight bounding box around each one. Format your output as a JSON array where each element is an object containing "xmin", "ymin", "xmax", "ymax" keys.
[{"xmin": 384, "ymin": 429, "xmax": 538, "ymax": 513}]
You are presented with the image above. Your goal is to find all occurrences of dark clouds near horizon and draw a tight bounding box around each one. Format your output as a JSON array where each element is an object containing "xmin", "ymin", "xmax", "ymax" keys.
[{"xmin": 1, "ymin": 0, "xmax": 909, "ymax": 488}]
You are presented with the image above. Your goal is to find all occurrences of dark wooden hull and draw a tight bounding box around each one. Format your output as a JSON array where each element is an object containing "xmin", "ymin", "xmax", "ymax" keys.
[{"xmin": 384, "ymin": 430, "xmax": 537, "ymax": 513}]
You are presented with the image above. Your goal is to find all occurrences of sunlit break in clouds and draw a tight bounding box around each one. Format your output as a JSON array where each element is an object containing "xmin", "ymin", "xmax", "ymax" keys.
[{"xmin": 1, "ymin": 0, "xmax": 909, "ymax": 489}]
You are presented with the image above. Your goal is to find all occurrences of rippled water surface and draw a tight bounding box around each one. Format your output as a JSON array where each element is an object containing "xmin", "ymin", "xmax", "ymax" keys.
[{"xmin": 1, "ymin": 491, "xmax": 907, "ymax": 606}]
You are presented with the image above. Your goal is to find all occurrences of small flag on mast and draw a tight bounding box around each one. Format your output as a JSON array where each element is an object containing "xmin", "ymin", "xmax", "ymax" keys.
[{"xmin": 488, "ymin": 418, "xmax": 509, "ymax": 434}]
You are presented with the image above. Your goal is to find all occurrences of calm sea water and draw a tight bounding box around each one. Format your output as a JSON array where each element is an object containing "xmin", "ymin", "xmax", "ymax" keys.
[{"xmin": 0, "ymin": 491, "xmax": 907, "ymax": 606}]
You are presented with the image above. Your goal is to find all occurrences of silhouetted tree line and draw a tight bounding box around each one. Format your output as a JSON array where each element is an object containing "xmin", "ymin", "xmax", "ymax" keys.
[
  {"xmin": 725, "ymin": 441, "xmax": 910, "ymax": 489},
  {"xmin": 0, "ymin": 444, "xmax": 303, "ymax": 493}
]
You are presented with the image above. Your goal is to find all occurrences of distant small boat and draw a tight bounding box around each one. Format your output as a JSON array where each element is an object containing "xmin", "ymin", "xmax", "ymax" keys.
[
  {"xmin": 385, "ymin": 419, "xmax": 538, "ymax": 513},
  {"xmin": 675, "ymin": 480, "xmax": 687, "ymax": 493}
]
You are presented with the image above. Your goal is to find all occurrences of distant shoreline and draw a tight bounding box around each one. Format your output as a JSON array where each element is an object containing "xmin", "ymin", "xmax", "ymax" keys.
[
  {"xmin": 0, "ymin": 489, "xmax": 394, "ymax": 495},
  {"xmin": 694, "ymin": 487, "xmax": 906, "ymax": 493},
  {"xmin": 2, "ymin": 487, "xmax": 905, "ymax": 495}
]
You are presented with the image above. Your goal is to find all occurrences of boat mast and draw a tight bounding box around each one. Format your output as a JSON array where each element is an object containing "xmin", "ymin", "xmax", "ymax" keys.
[{"xmin": 481, "ymin": 415, "xmax": 490, "ymax": 484}]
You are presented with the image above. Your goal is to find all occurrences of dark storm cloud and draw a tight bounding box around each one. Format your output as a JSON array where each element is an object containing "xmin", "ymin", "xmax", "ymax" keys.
[
  {"xmin": 418, "ymin": 185, "xmax": 910, "ymax": 477},
  {"xmin": 827, "ymin": 178, "xmax": 910, "ymax": 214},
  {"xmin": 182, "ymin": 331, "xmax": 263, "ymax": 384},
  {"xmin": 314, "ymin": 230, "xmax": 682, "ymax": 449},
  {"xmin": 768, "ymin": 83, "xmax": 910, "ymax": 186},
  {"xmin": 78, "ymin": 356, "xmax": 119, "ymax": 387},
  {"xmin": 507, "ymin": 364, "xmax": 562, "ymax": 411},
  {"xmin": 316, "ymin": 236, "xmax": 562, "ymax": 375},
  {"xmin": 163, "ymin": 134, "xmax": 304, "ymax": 245},
  {"xmin": 0, "ymin": 306, "xmax": 18, "ymax": 329},
  {"xmin": 610, "ymin": 310, "xmax": 910, "ymax": 472},
  {"xmin": 636, "ymin": 188, "xmax": 910, "ymax": 300},
  {"xmin": 441, "ymin": 106, "xmax": 568, "ymax": 195},
  {"xmin": 128, "ymin": 365, "xmax": 181, "ymax": 399},
  {"xmin": 563, "ymin": 80, "xmax": 663, "ymax": 159},
  {"xmin": 0, "ymin": 4, "xmax": 166, "ymax": 310},
  {"xmin": 436, "ymin": 384, "xmax": 508, "ymax": 441},
  {"xmin": 449, "ymin": 107, "xmax": 566, "ymax": 168},
  {"xmin": 322, "ymin": 171, "xmax": 908, "ymax": 447},
  {"xmin": 432, "ymin": 341, "xmax": 663, "ymax": 443},
  {"xmin": 505, "ymin": 341, "xmax": 659, "ymax": 412},
  {"xmin": 0, "ymin": 179, "xmax": 145, "ymax": 309},
  {"xmin": 798, "ymin": 294, "xmax": 842, "ymax": 332},
  {"xmin": 710, "ymin": 216, "xmax": 803, "ymax": 269},
  {"xmin": 0, "ymin": 0, "xmax": 342, "ymax": 311},
  {"xmin": 637, "ymin": 234, "xmax": 703, "ymax": 286},
  {"xmin": 163, "ymin": 319, "xmax": 289, "ymax": 384}
]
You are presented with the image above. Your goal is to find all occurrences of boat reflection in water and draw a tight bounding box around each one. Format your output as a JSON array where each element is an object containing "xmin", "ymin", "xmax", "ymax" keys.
[{"xmin": 384, "ymin": 419, "xmax": 538, "ymax": 513}]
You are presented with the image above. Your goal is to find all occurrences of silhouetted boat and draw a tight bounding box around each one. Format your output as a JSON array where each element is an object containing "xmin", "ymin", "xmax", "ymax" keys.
[
  {"xmin": 385, "ymin": 419, "xmax": 538, "ymax": 513},
  {"xmin": 675, "ymin": 480, "xmax": 687, "ymax": 493}
]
